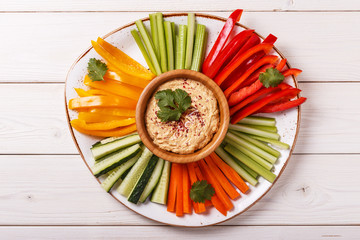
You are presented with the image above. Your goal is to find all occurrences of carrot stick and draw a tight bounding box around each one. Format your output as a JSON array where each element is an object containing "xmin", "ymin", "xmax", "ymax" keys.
[
  {"xmin": 167, "ymin": 163, "xmax": 177, "ymax": 212},
  {"xmin": 182, "ymin": 164, "xmax": 192, "ymax": 214},
  {"xmin": 193, "ymin": 162, "xmax": 227, "ymax": 215},
  {"xmin": 175, "ymin": 163, "xmax": 183, "ymax": 217},
  {"xmin": 204, "ymin": 156, "xmax": 240, "ymax": 200},
  {"xmin": 186, "ymin": 163, "xmax": 206, "ymax": 213},
  {"xmin": 210, "ymin": 153, "xmax": 249, "ymax": 194},
  {"xmin": 198, "ymin": 160, "xmax": 233, "ymax": 211},
  {"xmin": 205, "ymin": 200, "xmax": 213, "ymax": 207}
]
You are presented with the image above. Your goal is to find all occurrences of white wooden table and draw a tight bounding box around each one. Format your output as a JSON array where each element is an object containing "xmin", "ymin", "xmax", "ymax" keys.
[{"xmin": 1, "ymin": 1, "xmax": 360, "ymax": 239}]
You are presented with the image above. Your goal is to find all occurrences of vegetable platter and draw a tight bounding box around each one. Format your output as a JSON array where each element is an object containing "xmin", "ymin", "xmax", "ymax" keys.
[{"xmin": 65, "ymin": 12, "xmax": 302, "ymax": 227}]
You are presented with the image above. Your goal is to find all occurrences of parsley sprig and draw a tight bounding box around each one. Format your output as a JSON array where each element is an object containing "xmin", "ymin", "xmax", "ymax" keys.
[
  {"xmin": 87, "ymin": 58, "xmax": 108, "ymax": 81},
  {"xmin": 155, "ymin": 89, "xmax": 191, "ymax": 122},
  {"xmin": 190, "ymin": 180, "xmax": 215, "ymax": 203},
  {"xmin": 259, "ymin": 68, "xmax": 285, "ymax": 88}
]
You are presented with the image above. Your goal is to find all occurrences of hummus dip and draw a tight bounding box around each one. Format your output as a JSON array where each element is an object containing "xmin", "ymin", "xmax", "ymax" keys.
[{"xmin": 145, "ymin": 78, "xmax": 220, "ymax": 154}]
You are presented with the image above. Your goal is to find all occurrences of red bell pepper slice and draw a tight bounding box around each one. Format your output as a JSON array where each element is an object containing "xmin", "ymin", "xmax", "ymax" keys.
[
  {"xmin": 231, "ymin": 88, "xmax": 301, "ymax": 124},
  {"xmin": 204, "ymin": 29, "xmax": 254, "ymax": 79},
  {"xmin": 239, "ymin": 64, "xmax": 274, "ymax": 88},
  {"xmin": 257, "ymin": 97, "xmax": 307, "ymax": 113},
  {"xmin": 214, "ymin": 43, "xmax": 274, "ymax": 86},
  {"xmin": 223, "ymin": 55, "xmax": 279, "ymax": 98},
  {"xmin": 276, "ymin": 59, "xmax": 287, "ymax": 71},
  {"xmin": 202, "ymin": 9, "xmax": 243, "ymax": 74},
  {"xmin": 282, "ymin": 68, "xmax": 302, "ymax": 77},
  {"xmin": 229, "ymin": 83, "xmax": 292, "ymax": 116},
  {"xmin": 220, "ymin": 34, "xmax": 261, "ymax": 90},
  {"xmin": 220, "ymin": 34, "xmax": 276, "ymax": 90},
  {"xmin": 228, "ymin": 79, "xmax": 263, "ymax": 106}
]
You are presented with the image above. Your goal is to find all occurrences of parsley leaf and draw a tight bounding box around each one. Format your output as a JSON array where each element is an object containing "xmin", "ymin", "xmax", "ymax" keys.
[
  {"xmin": 87, "ymin": 58, "xmax": 108, "ymax": 81},
  {"xmin": 155, "ymin": 89, "xmax": 191, "ymax": 122},
  {"xmin": 190, "ymin": 180, "xmax": 215, "ymax": 203},
  {"xmin": 259, "ymin": 68, "xmax": 285, "ymax": 88}
]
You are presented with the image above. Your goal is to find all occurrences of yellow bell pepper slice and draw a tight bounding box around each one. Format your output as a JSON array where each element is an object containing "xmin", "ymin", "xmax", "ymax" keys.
[
  {"xmin": 71, "ymin": 118, "xmax": 135, "ymax": 130},
  {"xmin": 78, "ymin": 112, "xmax": 130, "ymax": 123},
  {"xmin": 97, "ymin": 37, "xmax": 155, "ymax": 79},
  {"xmin": 105, "ymin": 68, "xmax": 150, "ymax": 89},
  {"xmin": 71, "ymin": 121, "xmax": 137, "ymax": 137},
  {"xmin": 84, "ymin": 75, "xmax": 142, "ymax": 101},
  {"xmin": 69, "ymin": 95, "xmax": 136, "ymax": 110},
  {"xmin": 88, "ymin": 108, "xmax": 136, "ymax": 117},
  {"xmin": 91, "ymin": 40, "xmax": 154, "ymax": 81},
  {"xmin": 74, "ymin": 88, "xmax": 92, "ymax": 97}
]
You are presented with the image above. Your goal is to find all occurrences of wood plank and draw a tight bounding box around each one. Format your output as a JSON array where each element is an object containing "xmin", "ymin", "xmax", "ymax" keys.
[
  {"xmin": 0, "ymin": 12, "xmax": 359, "ymax": 83},
  {"xmin": 0, "ymin": 83, "xmax": 358, "ymax": 154},
  {"xmin": 0, "ymin": 154, "xmax": 359, "ymax": 225},
  {"xmin": 0, "ymin": 226, "xmax": 359, "ymax": 239},
  {"xmin": 2, "ymin": 0, "xmax": 360, "ymax": 11}
]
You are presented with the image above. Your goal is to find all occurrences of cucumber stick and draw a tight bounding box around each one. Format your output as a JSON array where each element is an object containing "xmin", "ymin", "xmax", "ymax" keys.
[
  {"xmin": 128, "ymin": 155, "xmax": 159, "ymax": 204},
  {"xmin": 91, "ymin": 144, "xmax": 141, "ymax": 177},
  {"xmin": 101, "ymin": 151, "xmax": 142, "ymax": 192},
  {"xmin": 117, "ymin": 147, "xmax": 153, "ymax": 197},
  {"xmin": 91, "ymin": 134, "xmax": 141, "ymax": 160},
  {"xmin": 139, "ymin": 158, "xmax": 165, "ymax": 203},
  {"xmin": 151, "ymin": 160, "xmax": 171, "ymax": 204}
]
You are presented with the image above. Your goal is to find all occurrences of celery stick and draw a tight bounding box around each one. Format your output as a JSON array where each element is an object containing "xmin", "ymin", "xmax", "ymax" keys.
[
  {"xmin": 238, "ymin": 116, "xmax": 276, "ymax": 127},
  {"xmin": 244, "ymin": 124, "xmax": 278, "ymax": 133},
  {"xmin": 171, "ymin": 22, "xmax": 176, "ymax": 48},
  {"xmin": 131, "ymin": 30, "xmax": 156, "ymax": 75},
  {"xmin": 230, "ymin": 131, "xmax": 280, "ymax": 158},
  {"xmin": 156, "ymin": 12, "xmax": 167, "ymax": 72},
  {"xmin": 176, "ymin": 25, "xmax": 187, "ymax": 69},
  {"xmin": 226, "ymin": 132, "xmax": 278, "ymax": 164},
  {"xmin": 190, "ymin": 24, "xmax": 207, "ymax": 72},
  {"xmin": 149, "ymin": 13, "xmax": 160, "ymax": 60},
  {"xmin": 184, "ymin": 13, "xmax": 195, "ymax": 69},
  {"xmin": 224, "ymin": 136, "xmax": 273, "ymax": 170},
  {"xmin": 135, "ymin": 20, "xmax": 162, "ymax": 75},
  {"xmin": 229, "ymin": 123, "xmax": 280, "ymax": 140},
  {"xmin": 164, "ymin": 21, "xmax": 174, "ymax": 71},
  {"xmin": 215, "ymin": 147, "xmax": 258, "ymax": 186},
  {"xmin": 236, "ymin": 159, "xmax": 259, "ymax": 179},
  {"xmin": 250, "ymin": 135, "xmax": 290, "ymax": 150},
  {"xmin": 225, "ymin": 144, "xmax": 277, "ymax": 183}
]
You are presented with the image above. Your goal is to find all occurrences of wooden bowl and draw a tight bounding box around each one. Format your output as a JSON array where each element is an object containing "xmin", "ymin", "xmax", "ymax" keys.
[{"xmin": 136, "ymin": 69, "xmax": 229, "ymax": 163}]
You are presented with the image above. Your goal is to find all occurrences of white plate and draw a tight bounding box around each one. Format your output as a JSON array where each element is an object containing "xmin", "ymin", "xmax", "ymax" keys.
[{"xmin": 65, "ymin": 13, "xmax": 300, "ymax": 227}]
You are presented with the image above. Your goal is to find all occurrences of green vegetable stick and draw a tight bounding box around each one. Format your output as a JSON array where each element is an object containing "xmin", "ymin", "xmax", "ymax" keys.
[
  {"xmin": 235, "ymin": 159, "xmax": 259, "ymax": 179},
  {"xmin": 224, "ymin": 144, "xmax": 277, "ymax": 183},
  {"xmin": 131, "ymin": 30, "xmax": 156, "ymax": 75},
  {"xmin": 226, "ymin": 132, "xmax": 278, "ymax": 164},
  {"xmin": 149, "ymin": 13, "xmax": 160, "ymax": 60},
  {"xmin": 156, "ymin": 12, "xmax": 167, "ymax": 72},
  {"xmin": 164, "ymin": 21, "xmax": 174, "ymax": 71},
  {"xmin": 135, "ymin": 20, "xmax": 162, "ymax": 75},
  {"xmin": 190, "ymin": 24, "xmax": 207, "ymax": 71},
  {"xmin": 224, "ymin": 136, "xmax": 273, "ymax": 170},
  {"xmin": 184, "ymin": 13, "xmax": 195, "ymax": 69},
  {"xmin": 176, "ymin": 25, "xmax": 187, "ymax": 69},
  {"xmin": 229, "ymin": 123, "xmax": 280, "ymax": 140},
  {"xmin": 238, "ymin": 116, "xmax": 276, "ymax": 127},
  {"xmin": 249, "ymin": 135, "xmax": 290, "ymax": 150},
  {"xmin": 215, "ymin": 147, "xmax": 258, "ymax": 186},
  {"xmin": 171, "ymin": 22, "xmax": 176, "ymax": 50},
  {"xmin": 230, "ymin": 131, "xmax": 281, "ymax": 158},
  {"xmin": 243, "ymin": 124, "xmax": 278, "ymax": 133}
]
